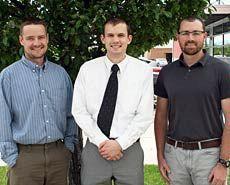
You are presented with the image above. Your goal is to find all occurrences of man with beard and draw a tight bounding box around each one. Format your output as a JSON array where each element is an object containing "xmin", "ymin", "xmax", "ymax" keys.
[
  {"xmin": 154, "ymin": 16, "xmax": 230, "ymax": 185},
  {"xmin": 0, "ymin": 19, "xmax": 76, "ymax": 185}
]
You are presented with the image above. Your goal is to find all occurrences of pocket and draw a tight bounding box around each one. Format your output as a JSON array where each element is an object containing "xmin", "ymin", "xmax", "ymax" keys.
[
  {"xmin": 165, "ymin": 143, "xmax": 173, "ymax": 154},
  {"xmin": 12, "ymin": 151, "xmax": 22, "ymax": 169},
  {"xmin": 50, "ymin": 87, "xmax": 66, "ymax": 112},
  {"xmin": 202, "ymin": 147, "xmax": 220, "ymax": 156},
  {"xmin": 63, "ymin": 145, "xmax": 72, "ymax": 159}
]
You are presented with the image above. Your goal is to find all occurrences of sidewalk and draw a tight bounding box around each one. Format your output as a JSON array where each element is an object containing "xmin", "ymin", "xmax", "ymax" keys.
[
  {"xmin": 140, "ymin": 121, "xmax": 158, "ymax": 165},
  {"xmin": 0, "ymin": 158, "xmax": 5, "ymax": 166}
]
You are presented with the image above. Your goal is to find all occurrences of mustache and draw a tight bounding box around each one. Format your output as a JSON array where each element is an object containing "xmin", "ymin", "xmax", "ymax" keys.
[{"xmin": 185, "ymin": 41, "xmax": 197, "ymax": 46}]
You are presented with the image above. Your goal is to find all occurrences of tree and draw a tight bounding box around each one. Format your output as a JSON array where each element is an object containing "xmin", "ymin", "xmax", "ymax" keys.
[
  {"xmin": 0, "ymin": 1, "xmax": 212, "ymax": 184},
  {"xmin": 0, "ymin": 0, "xmax": 212, "ymax": 79}
]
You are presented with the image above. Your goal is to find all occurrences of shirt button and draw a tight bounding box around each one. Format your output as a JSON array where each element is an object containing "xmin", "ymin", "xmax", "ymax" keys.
[
  {"xmin": 48, "ymin": 136, "xmax": 51, "ymax": 139},
  {"xmin": 32, "ymin": 70, "xmax": 35, "ymax": 73},
  {"xmin": 41, "ymin": 90, "xmax": 45, "ymax": 93},
  {"xmin": 46, "ymin": 120, "xmax": 49, "ymax": 123},
  {"xmin": 44, "ymin": 105, "xmax": 47, "ymax": 108},
  {"xmin": 188, "ymin": 69, "xmax": 191, "ymax": 72}
]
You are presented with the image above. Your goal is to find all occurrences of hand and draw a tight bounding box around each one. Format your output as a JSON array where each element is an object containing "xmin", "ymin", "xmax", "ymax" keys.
[
  {"xmin": 99, "ymin": 140, "xmax": 123, "ymax": 161},
  {"xmin": 208, "ymin": 163, "xmax": 227, "ymax": 185},
  {"xmin": 158, "ymin": 156, "xmax": 171, "ymax": 184}
]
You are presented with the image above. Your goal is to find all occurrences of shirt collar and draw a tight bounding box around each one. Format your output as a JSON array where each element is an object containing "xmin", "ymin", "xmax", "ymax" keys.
[
  {"xmin": 21, "ymin": 55, "xmax": 49, "ymax": 71},
  {"xmin": 104, "ymin": 55, "xmax": 128, "ymax": 74},
  {"xmin": 178, "ymin": 49, "xmax": 209, "ymax": 67}
]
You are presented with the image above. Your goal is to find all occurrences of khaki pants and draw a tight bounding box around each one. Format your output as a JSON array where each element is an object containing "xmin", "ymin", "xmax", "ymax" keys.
[{"xmin": 7, "ymin": 140, "xmax": 71, "ymax": 185}]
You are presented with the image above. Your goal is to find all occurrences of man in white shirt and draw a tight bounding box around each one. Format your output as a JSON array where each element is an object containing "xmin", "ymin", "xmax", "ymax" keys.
[{"xmin": 72, "ymin": 17, "xmax": 153, "ymax": 185}]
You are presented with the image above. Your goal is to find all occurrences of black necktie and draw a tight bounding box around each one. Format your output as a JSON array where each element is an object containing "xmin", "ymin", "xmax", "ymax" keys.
[{"xmin": 97, "ymin": 64, "xmax": 119, "ymax": 137}]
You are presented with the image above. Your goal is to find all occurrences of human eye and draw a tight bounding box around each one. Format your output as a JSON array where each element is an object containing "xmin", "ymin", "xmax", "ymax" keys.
[
  {"xmin": 38, "ymin": 35, "xmax": 46, "ymax": 40},
  {"xmin": 26, "ymin": 36, "xmax": 34, "ymax": 41},
  {"xmin": 179, "ymin": 31, "xmax": 189, "ymax": 36},
  {"xmin": 192, "ymin": 31, "xmax": 203, "ymax": 36},
  {"xmin": 107, "ymin": 33, "xmax": 114, "ymax": 38},
  {"xmin": 118, "ymin": 33, "xmax": 125, "ymax": 37}
]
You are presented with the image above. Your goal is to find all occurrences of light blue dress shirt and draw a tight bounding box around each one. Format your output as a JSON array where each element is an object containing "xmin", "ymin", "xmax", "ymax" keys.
[{"xmin": 0, "ymin": 56, "xmax": 76, "ymax": 167}]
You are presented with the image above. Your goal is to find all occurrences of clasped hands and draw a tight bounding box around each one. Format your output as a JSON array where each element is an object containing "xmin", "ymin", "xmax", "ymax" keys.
[{"xmin": 99, "ymin": 139, "xmax": 123, "ymax": 161}]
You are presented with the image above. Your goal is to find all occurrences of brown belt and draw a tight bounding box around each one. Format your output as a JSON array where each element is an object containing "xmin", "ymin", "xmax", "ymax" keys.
[
  {"xmin": 166, "ymin": 137, "xmax": 221, "ymax": 150},
  {"xmin": 17, "ymin": 139, "xmax": 64, "ymax": 150}
]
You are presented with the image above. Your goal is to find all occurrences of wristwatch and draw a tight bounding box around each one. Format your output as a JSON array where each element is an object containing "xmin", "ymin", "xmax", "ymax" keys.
[{"xmin": 218, "ymin": 158, "xmax": 230, "ymax": 168}]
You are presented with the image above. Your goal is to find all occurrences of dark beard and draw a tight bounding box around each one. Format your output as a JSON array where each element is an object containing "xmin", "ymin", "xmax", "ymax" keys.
[{"xmin": 182, "ymin": 41, "xmax": 203, "ymax": 55}]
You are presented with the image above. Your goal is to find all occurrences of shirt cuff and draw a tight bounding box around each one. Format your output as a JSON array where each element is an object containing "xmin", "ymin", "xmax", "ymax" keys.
[
  {"xmin": 90, "ymin": 135, "xmax": 108, "ymax": 148},
  {"xmin": 116, "ymin": 136, "xmax": 130, "ymax": 151},
  {"xmin": 64, "ymin": 140, "xmax": 75, "ymax": 153},
  {"xmin": 2, "ymin": 153, "xmax": 18, "ymax": 168}
]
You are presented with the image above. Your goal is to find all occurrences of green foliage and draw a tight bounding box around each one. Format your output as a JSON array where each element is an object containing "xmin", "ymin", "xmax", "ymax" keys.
[{"xmin": 0, "ymin": 0, "xmax": 211, "ymax": 79}]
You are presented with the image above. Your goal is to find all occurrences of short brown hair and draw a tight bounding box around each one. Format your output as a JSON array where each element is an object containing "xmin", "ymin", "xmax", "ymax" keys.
[
  {"xmin": 103, "ymin": 17, "xmax": 131, "ymax": 35},
  {"xmin": 20, "ymin": 19, "xmax": 47, "ymax": 35},
  {"xmin": 177, "ymin": 16, "xmax": 205, "ymax": 32}
]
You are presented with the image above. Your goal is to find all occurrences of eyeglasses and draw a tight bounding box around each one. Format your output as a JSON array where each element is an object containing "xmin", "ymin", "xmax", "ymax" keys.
[{"xmin": 178, "ymin": 30, "xmax": 205, "ymax": 37}]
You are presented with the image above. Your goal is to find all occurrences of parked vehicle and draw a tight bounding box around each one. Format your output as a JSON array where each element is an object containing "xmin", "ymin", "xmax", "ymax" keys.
[
  {"xmin": 139, "ymin": 57, "xmax": 168, "ymax": 108},
  {"xmin": 155, "ymin": 58, "xmax": 168, "ymax": 67}
]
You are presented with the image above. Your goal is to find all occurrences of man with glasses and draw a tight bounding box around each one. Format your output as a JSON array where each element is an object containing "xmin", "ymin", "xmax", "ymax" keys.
[{"xmin": 155, "ymin": 16, "xmax": 230, "ymax": 185}]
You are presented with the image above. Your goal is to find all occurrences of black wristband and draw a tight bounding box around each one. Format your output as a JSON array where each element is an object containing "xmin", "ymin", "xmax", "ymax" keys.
[{"xmin": 218, "ymin": 158, "xmax": 230, "ymax": 168}]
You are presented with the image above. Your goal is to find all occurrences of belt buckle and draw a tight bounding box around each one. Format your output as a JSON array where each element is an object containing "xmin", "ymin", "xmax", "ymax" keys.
[
  {"xmin": 181, "ymin": 141, "xmax": 186, "ymax": 149},
  {"xmin": 181, "ymin": 141, "xmax": 191, "ymax": 150},
  {"xmin": 181, "ymin": 141, "xmax": 202, "ymax": 150}
]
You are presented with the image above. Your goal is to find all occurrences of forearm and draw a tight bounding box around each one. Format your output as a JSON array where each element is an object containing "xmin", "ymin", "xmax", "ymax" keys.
[
  {"xmin": 154, "ymin": 96, "xmax": 168, "ymax": 160},
  {"xmin": 220, "ymin": 123, "xmax": 230, "ymax": 160},
  {"xmin": 117, "ymin": 70, "xmax": 154, "ymax": 150},
  {"xmin": 220, "ymin": 98, "xmax": 230, "ymax": 160},
  {"xmin": 64, "ymin": 116, "xmax": 77, "ymax": 152},
  {"xmin": 116, "ymin": 116, "xmax": 153, "ymax": 150},
  {"xmin": 154, "ymin": 113, "xmax": 167, "ymax": 159}
]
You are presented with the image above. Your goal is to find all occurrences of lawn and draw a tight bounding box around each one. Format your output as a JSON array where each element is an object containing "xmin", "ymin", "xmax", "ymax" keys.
[
  {"xmin": 0, "ymin": 165, "xmax": 164, "ymax": 185},
  {"xmin": 0, "ymin": 167, "xmax": 7, "ymax": 185},
  {"xmin": 0, "ymin": 165, "xmax": 229, "ymax": 185}
]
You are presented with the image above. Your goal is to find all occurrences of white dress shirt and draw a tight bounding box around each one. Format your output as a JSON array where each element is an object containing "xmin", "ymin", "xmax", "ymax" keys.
[{"xmin": 72, "ymin": 55, "xmax": 153, "ymax": 150}]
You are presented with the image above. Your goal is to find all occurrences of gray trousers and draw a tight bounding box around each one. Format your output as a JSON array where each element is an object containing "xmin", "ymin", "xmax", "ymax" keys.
[
  {"xmin": 165, "ymin": 143, "xmax": 223, "ymax": 185},
  {"xmin": 81, "ymin": 140, "xmax": 144, "ymax": 185}
]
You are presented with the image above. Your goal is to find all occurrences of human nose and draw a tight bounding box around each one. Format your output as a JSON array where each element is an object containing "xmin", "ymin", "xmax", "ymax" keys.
[
  {"xmin": 33, "ymin": 38, "xmax": 40, "ymax": 46},
  {"xmin": 112, "ymin": 35, "xmax": 119, "ymax": 42},
  {"xmin": 187, "ymin": 33, "xmax": 195, "ymax": 40}
]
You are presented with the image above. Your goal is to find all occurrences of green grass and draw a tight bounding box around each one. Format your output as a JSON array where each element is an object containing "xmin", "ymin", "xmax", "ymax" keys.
[
  {"xmin": 0, "ymin": 165, "xmax": 229, "ymax": 185},
  {"xmin": 0, "ymin": 167, "xmax": 7, "ymax": 185},
  {"xmin": 144, "ymin": 165, "xmax": 165, "ymax": 185},
  {"xmin": 0, "ymin": 165, "xmax": 165, "ymax": 185}
]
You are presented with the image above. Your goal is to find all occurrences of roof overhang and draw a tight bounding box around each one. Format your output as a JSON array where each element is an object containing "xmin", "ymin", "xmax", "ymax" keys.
[{"xmin": 205, "ymin": 5, "xmax": 230, "ymax": 26}]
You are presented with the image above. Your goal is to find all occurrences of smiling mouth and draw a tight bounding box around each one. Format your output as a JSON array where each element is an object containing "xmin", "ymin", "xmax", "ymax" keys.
[
  {"xmin": 32, "ymin": 46, "xmax": 44, "ymax": 51},
  {"xmin": 111, "ymin": 45, "xmax": 121, "ymax": 48}
]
